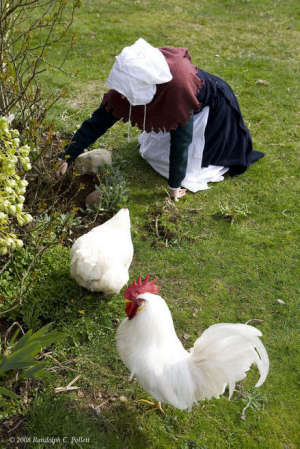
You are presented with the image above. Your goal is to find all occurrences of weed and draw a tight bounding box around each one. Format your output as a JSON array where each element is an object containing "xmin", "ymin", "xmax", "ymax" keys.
[
  {"xmin": 147, "ymin": 198, "xmax": 184, "ymax": 246},
  {"xmin": 86, "ymin": 163, "xmax": 129, "ymax": 214},
  {"xmin": 32, "ymin": 212, "xmax": 87, "ymax": 246},
  {"xmin": 216, "ymin": 201, "xmax": 251, "ymax": 224}
]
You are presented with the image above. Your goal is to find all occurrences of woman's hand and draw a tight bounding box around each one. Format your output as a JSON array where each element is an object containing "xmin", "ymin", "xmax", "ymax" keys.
[
  {"xmin": 169, "ymin": 187, "xmax": 187, "ymax": 201},
  {"xmin": 56, "ymin": 160, "xmax": 68, "ymax": 177}
]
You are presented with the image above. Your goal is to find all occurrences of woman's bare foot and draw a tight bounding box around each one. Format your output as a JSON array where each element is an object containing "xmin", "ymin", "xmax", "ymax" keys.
[{"xmin": 169, "ymin": 187, "xmax": 187, "ymax": 201}]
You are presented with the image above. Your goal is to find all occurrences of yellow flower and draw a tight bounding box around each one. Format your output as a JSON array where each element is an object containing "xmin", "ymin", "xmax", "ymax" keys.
[{"xmin": 78, "ymin": 310, "xmax": 85, "ymax": 314}]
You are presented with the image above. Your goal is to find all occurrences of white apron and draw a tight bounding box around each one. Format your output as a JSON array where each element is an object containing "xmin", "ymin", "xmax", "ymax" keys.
[{"xmin": 138, "ymin": 106, "xmax": 228, "ymax": 192}]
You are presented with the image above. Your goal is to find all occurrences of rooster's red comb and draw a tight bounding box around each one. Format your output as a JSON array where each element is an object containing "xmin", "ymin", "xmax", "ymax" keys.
[{"xmin": 124, "ymin": 274, "xmax": 161, "ymax": 300}]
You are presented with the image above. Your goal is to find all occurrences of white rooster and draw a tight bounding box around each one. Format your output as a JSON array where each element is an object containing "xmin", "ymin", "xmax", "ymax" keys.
[
  {"xmin": 117, "ymin": 275, "xmax": 269, "ymax": 412},
  {"xmin": 70, "ymin": 208, "xmax": 134, "ymax": 295}
]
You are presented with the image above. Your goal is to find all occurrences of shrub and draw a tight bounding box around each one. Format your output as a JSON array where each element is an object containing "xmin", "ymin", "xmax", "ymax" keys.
[
  {"xmin": 0, "ymin": 116, "xmax": 33, "ymax": 256},
  {"xmin": 0, "ymin": 0, "xmax": 81, "ymax": 135}
]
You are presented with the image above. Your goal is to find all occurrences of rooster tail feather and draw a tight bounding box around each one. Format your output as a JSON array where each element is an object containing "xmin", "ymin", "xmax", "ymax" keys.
[
  {"xmin": 252, "ymin": 336, "xmax": 269, "ymax": 388},
  {"xmin": 189, "ymin": 323, "xmax": 269, "ymax": 401}
]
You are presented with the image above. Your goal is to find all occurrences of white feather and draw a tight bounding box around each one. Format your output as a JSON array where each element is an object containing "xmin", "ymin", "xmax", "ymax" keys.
[
  {"xmin": 70, "ymin": 208, "xmax": 134, "ymax": 295},
  {"xmin": 116, "ymin": 293, "xmax": 269, "ymax": 410}
]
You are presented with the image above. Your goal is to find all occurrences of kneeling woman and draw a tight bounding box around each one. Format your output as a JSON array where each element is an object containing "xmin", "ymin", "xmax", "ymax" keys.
[{"xmin": 57, "ymin": 38, "xmax": 264, "ymax": 201}]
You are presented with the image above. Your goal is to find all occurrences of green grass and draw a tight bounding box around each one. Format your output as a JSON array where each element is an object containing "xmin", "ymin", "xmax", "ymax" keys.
[{"xmin": 1, "ymin": 0, "xmax": 300, "ymax": 448}]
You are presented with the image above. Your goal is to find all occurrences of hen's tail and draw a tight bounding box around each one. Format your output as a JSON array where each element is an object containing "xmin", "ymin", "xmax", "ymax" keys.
[{"xmin": 188, "ymin": 323, "xmax": 269, "ymax": 401}]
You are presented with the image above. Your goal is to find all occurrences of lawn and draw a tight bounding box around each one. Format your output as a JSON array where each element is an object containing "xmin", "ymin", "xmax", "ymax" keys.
[{"xmin": 0, "ymin": 0, "xmax": 299, "ymax": 448}]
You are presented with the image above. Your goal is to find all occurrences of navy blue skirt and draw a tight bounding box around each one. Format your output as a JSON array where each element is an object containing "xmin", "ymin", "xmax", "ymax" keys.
[{"xmin": 196, "ymin": 69, "xmax": 264, "ymax": 175}]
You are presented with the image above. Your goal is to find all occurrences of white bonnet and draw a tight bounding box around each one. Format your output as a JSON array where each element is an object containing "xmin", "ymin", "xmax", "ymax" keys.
[{"xmin": 106, "ymin": 38, "xmax": 172, "ymax": 106}]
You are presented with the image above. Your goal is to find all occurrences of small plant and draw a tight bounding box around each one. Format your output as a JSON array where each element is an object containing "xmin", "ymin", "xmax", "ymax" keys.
[
  {"xmin": 0, "ymin": 323, "xmax": 63, "ymax": 421},
  {"xmin": 147, "ymin": 198, "xmax": 183, "ymax": 246},
  {"xmin": 217, "ymin": 201, "xmax": 251, "ymax": 224},
  {"xmin": 0, "ymin": 116, "xmax": 33, "ymax": 256},
  {"xmin": 32, "ymin": 211, "xmax": 86, "ymax": 245},
  {"xmin": 54, "ymin": 212, "xmax": 86, "ymax": 243},
  {"xmin": 87, "ymin": 163, "xmax": 128, "ymax": 214},
  {"xmin": 236, "ymin": 386, "xmax": 268, "ymax": 421},
  {"xmin": 0, "ymin": 323, "xmax": 62, "ymax": 378}
]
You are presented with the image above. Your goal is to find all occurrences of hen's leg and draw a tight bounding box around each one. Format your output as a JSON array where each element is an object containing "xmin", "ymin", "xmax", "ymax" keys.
[{"xmin": 137, "ymin": 399, "xmax": 165, "ymax": 415}]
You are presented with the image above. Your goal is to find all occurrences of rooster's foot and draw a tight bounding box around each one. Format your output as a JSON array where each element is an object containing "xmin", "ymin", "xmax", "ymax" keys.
[{"xmin": 137, "ymin": 399, "xmax": 165, "ymax": 415}]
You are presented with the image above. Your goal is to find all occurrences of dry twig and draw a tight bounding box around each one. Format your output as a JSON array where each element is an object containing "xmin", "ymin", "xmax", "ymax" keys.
[
  {"xmin": 241, "ymin": 396, "xmax": 252, "ymax": 421},
  {"xmin": 4, "ymin": 321, "xmax": 25, "ymax": 351},
  {"xmin": 44, "ymin": 353, "xmax": 78, "ymax": 374},
  {"xmin": 8, "ymin": 418, "xmax": 25, "ymax": 434},
  {"xmin": 245, "ymin": 318, "xmax": 264, "ymax": 325},
  {"xmin": 154, "ymin": 215, "xmax": 159, "ymax": 237},
  {"xmin": 54, "ymin": 374, "xmax": 81, "ymax": 393}
]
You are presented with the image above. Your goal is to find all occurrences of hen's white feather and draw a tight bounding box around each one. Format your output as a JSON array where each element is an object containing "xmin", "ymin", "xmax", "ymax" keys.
[
  {"xmin": 117, "ymin": 293, "xmax": 269, "ymax": 410},
  {"xmin": 70, "ymin": 208, "xmax": 133, "ymax": 295}
]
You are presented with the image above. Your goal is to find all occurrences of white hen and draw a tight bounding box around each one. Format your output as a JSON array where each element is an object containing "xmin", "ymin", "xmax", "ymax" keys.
[
  {"xmin": 117, "ymin": 275, "xmax": 269, "ymax": 411},
  {"xmin": 70, "ymin": 208, "xmax": 134, "ymax": 295}
]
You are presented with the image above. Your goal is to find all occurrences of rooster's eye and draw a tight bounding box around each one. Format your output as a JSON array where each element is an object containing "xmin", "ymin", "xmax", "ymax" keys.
[{"xmin": 136, "ymin": 302, "xmax": 146, "ymax": 314}]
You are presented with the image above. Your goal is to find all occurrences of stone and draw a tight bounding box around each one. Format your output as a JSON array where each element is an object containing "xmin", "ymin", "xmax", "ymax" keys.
[
  {"xmin": 74, "ymin": 148, "xmax": 112, "ymax": 175},
  {"xmin": 85, "ymin": 189, "xmax": 101, "ymax": 208}
]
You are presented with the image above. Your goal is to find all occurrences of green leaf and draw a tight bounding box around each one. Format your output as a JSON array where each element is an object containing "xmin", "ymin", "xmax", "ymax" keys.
[
  {"xmin": 0, "ymin": 356, "xmax": 38, "ymax": 373},
  {"xmin": 0, "ymin": 324, "xmax": 64, "ymax": 374},
  {"xmin": 12, "ymin": 329, "xmax": 33, "ymax": 352},
  {"xmin": 13, "ymin": 323, "xmax": 52, "ymax": 351},
  {"xmin": 9, "ymin": 327, "xmax": 21, "ymax": 345},
  {"xmin": 23, "ymin": 361, "xmax": 48, "ymax": 378},
  {"xmin": 0, "ymin": 386, "xmax": 19, "ymax": 400}
]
